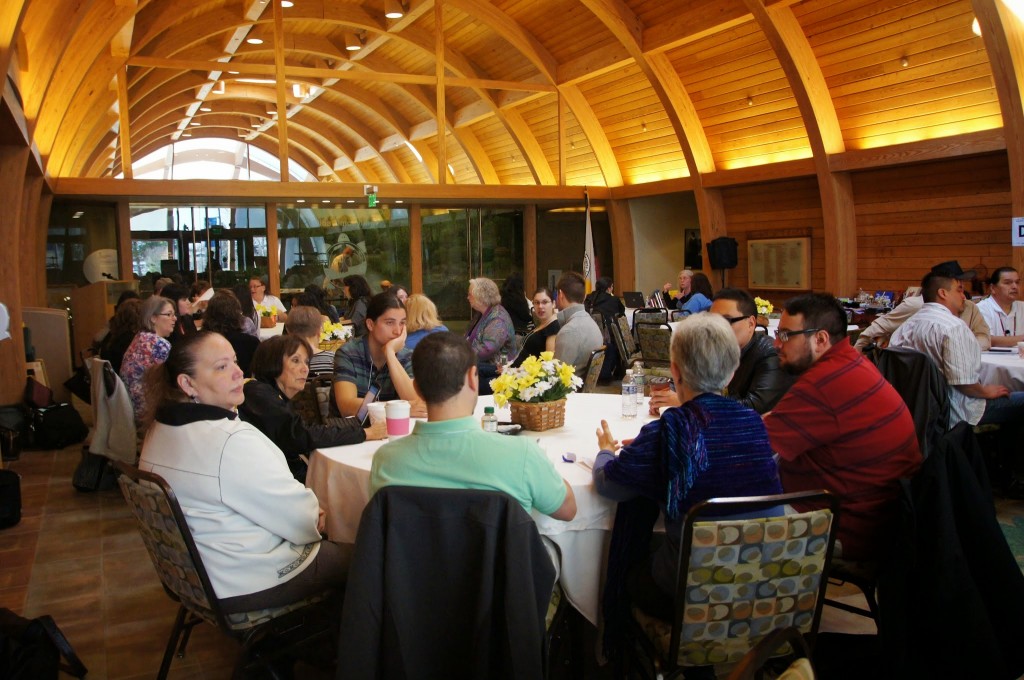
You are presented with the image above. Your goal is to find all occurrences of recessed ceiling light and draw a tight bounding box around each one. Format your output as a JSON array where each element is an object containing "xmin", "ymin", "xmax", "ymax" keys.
[
  {"xmin": 228, "ymin": 70, "xmax": 240, "ymax": 75},
  {"xmin": 281, "ymin": 0, "xmax": 294, "ymax": 6},
  {"xmin": 972, "ymin": 17, "xmax": 981, "ymax": 36},
  {"xmin": 190, "ymin": 122, "xmax": 201, "ymax": 126},
  {"xmin": 321, "ymin": 199, "xmax": 330, "ymax": 203},
  {"xmin": 246, "ymin": 37, "xmax": 264, "ymax": 45},
  {"xmin": 297, "ymin": 199, "xmax": 306, "ymax": 203},
  {"xmin": 183, "ymin": 133, "xmax": 192, "ymax": 137},
  {"xmin": 199, "ymin": 106, "xmax": 212, "ymax": 112},
  {"xmin": 395, "ymin": 200, "xmax": 404, "ymax": 204},
  {"xmin": 346, "ymin": 200, "xmax": 355, "ymax": 203}
]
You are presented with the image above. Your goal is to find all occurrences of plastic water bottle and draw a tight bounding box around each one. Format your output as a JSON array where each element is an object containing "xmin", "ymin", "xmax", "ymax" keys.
[
  {"xmin": 481, "ymin": 406, "xmax": 498, "ymax": 432},
  {"xmin": 621, "ymin": 370, "xmax": 637, "ymax": 419},
  {"xmin": 633, "ymin": 361, "xmax": 645, "ymax": 404}
]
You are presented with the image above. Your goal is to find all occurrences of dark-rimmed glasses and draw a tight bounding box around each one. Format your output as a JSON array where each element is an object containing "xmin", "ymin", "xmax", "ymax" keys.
[
  {"xmin": 775, "ymin": 328, "xmax": 819, "ymax": 342},
  {"xmin": 721, "ymin": 315, "xmax": 751, "ymax": 325}
]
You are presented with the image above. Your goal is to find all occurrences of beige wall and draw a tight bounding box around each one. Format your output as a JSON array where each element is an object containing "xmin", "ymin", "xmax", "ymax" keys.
[{"xmin": 628, "ymin": 192, "xmax": 699, "ymax": 297}]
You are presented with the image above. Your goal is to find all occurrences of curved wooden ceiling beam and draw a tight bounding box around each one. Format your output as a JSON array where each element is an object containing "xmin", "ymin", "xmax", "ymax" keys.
[
  {"xmin": 19, "ymin": 0, "xmax": 98, "ymax": 122},
  {"xmin": 973, "ymin": 0, "xmax": 1024, "ymax": 273},
  {"xmin": 557, "ymin": 84, "xmax": 622, "ymax": 187},
  {"xmin": 131, "ymin": 72, "xmax": 209, "ymax": 127},
  {"xmin": 0, "ymin": 0, "xmax": 29, "ymax": 80},
  {"xmin": 442, "ymin": 0, "xmax": 557, "ymax": 83},
  {"xmin": 745, "ymin": 0, "xmax": 855, "ymax": 293},
  {"xmin": 33, "ymin": 1, "xmax": 145, "ymax": 165},
  {"xmin": 295, "ymin": 101, "xmax": 400, "ymax": 182},
  {"xmin": 579, "ymin": 0, "xmax": 725, "ymax": 244}
]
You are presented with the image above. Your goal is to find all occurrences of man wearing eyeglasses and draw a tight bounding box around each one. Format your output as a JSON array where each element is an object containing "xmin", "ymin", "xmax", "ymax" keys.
[
  {"xmin": 765, "ymin": 293, "xmax": 921, "ymax": 560},
  {"xmin": 976, "ymin": 267, "xmax": 1024, "ymax": 348}
]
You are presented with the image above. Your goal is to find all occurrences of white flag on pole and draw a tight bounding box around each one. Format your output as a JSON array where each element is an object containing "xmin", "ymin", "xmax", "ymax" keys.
[{"xmin": 583, "ymin": 190, "xmax": 597, "ymax": 294}]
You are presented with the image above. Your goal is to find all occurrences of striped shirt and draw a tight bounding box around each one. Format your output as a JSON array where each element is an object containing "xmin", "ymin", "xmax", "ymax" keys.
[
  {"xmin": 766, "ymin": 340, "xmax": 921, "ymax": 560},
  {"xmin": 890, "ymin": 302, "xmax": 984, "ymax": 426}
]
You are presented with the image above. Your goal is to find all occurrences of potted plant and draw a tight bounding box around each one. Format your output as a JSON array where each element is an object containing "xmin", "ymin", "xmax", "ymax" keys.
[
  {"xmin": 489, "ymin": 352, "xmax": 582, "ymax": 431},
  {"xmin": 256, "ymin": 304, "xmax": 277, "ymax": 328},
  {"xmin": 319, "ymin": 319, "xmax": 352, "ymax": 351},
  {"xmin": 754, "ymin": 296, "xmax": 774, "ymax": 327}
]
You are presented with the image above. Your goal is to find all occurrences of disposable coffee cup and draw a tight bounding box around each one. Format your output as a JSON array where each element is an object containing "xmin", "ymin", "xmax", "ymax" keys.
[
  {"xmin": 367, "ymin": 402, "xmax": 387, "ymax": 425},
  {"xmin": 385, "ymin": 400, "xmax": 411, "ymax": 437},
  {"xmin": 1018, "ymin": 341, "xmax": 1024, "ymax": 359}
]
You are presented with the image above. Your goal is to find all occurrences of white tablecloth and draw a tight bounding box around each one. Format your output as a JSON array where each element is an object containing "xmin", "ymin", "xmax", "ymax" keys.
[
  {"xmin": 980, "ymin": 351, "xmax": 1024, "ymax": 391},
  {"xmin": 308, "ymin": 392, "xmax": 652, "ymax": 625}
]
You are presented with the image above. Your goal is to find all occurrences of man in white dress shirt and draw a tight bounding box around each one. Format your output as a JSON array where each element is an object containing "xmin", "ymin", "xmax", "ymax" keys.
[
  {"xmin": 976, "ymin": 267, "xmax": 1024, "ymax": 348},
  {"xmin": 890, "ymin": 272, "xmax": 1024, "ymax": 429}
]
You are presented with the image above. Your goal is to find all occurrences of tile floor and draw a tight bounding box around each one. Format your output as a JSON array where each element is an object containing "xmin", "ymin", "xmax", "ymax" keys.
[
  {"xmin": 4, "ymin": 441, "xmax": 1021, "ymax": 678},
  {"xmin": 1, "ymin": 445, "xmax": 239, "ymax": 679}
]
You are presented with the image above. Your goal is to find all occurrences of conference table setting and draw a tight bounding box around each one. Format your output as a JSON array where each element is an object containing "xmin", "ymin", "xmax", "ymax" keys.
[
  {"xmin": 980, "ymin": 348, "xmax": 1024, "ymax": 391},
  {"xmin": 307, "ymin": 391, "xmax": 649, "ymax": 625}
]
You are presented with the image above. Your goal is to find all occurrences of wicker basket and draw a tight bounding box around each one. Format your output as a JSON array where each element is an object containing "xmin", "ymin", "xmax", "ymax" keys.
[
  {"xmin": 318, "ymin": 339, "xmax": 345, "ymax": 352},
  {"xmin": 259, "ymin": 315, "xmax": 277, "ymax": 329},
  {"xmin": 509, "ymin": 398, "xmax": 566, "ymax": 432}
]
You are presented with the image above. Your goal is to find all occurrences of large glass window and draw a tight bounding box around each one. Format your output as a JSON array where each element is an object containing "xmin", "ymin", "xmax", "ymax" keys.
[
  {"xmin": 46, "ymin": 202, "xmax": 119, "ymax": 286},
  {"xmin": 276, "ymin": 204, "xmax": 410, "ymax": 308},
  {"xmin": 129, "ymin": 204, "xmax": 268, "ymax": 292},
  {"xmin": 421, "ymin": 208, "xmax": 524, "ymax": 328}
]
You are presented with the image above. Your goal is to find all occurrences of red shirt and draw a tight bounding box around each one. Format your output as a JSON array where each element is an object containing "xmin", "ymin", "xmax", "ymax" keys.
[{"xmin": 766, "ymin": 339, "xmax": 921, "ymax": 559}]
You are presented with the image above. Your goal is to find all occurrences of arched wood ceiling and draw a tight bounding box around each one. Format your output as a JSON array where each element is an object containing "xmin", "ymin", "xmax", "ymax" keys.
[{"xmin": 7, "ymin": 0, "xmax": 1009, "ymax": 190}]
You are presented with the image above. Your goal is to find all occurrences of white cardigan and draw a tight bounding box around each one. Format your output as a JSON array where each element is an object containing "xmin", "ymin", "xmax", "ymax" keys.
[{"xmin": 139, "ymin": 404, "xmax": 322, "ymax": 599}]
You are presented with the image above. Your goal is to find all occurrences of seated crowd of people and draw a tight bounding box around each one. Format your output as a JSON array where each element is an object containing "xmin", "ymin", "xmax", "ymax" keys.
[{"xmin": 111, "ymin": 259, "xmax": 1024, "ymax": 674}]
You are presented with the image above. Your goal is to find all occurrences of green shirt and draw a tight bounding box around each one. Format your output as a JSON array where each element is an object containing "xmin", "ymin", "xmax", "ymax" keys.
[{"xmin": 369, "ymin": 416, "xmax": 568, "ymax": 516}]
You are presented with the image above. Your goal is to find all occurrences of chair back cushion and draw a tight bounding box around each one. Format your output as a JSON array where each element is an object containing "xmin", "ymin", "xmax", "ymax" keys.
[
  {"xmin": 582, "ymin": 348, "xmax": 606, "ymax": 392},
  {"xmin": 116, "ymin": 474, "xmax": 219, "ymax": 626},
  {"xmin": 636, "ymin": 323, "xmax": 672, "ymax": 366}
]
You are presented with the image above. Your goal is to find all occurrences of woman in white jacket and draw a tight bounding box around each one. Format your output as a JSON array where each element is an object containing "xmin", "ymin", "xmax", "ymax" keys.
[{"xmin": 138, "ymin": 330, "xmax": 348, "ymax": 613}]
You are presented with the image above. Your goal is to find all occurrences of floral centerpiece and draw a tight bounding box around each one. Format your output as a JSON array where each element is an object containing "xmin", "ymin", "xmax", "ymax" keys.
[
  {"xmin": 255, "ymin": 303, "xmax": 277, "ymax": 328},
  {"xmin": 319, "ymin": 319, "xmax": 352, "ymax": 351},
  {"xmin": 754, "ymin": 296, "xmax": 774, "ymax": 326},
  {"xmin": 489, "ymin": 352, "xmax": 582, "ymax": 431}
]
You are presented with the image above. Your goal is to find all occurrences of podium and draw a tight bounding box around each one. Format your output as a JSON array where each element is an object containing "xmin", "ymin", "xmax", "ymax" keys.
[{"xmin": 70, "ymin": 281, "xmax": 139, "ymax": 360}]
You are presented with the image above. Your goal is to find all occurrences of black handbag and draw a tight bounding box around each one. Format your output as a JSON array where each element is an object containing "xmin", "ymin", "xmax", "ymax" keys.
[
  {"xmin": 28, "ymin": 404, "xmax": 88, "ymax": 450},
  {"xmin": 71, "ymin": 448, "xmax": 117, "ymax": 493},
  {"xmin": 0, "ymin": 609, "xmax": 87, "ymax": 679},
  {"xmin": 62, "ymin": 366, "xmax": 91, "ymax": 404},
  {"xmin": 0, "ymin": 470, "xmax": 20, "ymax": 529}
]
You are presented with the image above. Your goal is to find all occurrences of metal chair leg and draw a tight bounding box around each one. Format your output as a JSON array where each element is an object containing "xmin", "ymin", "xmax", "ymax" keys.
[{"xmin": 158, "ymin": 606, "xmax": 188, "ymax": 680}]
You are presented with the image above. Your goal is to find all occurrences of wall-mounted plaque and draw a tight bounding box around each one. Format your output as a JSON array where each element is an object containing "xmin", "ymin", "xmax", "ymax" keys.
[{"xmin": 747, "ymin": 237, "xmax": 811, "ymax": 290}]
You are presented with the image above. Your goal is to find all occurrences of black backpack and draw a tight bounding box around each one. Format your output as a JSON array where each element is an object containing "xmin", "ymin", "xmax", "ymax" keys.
[{"xmin": 0, "ymin": 609, "xmax": 87, "ymax": 679}]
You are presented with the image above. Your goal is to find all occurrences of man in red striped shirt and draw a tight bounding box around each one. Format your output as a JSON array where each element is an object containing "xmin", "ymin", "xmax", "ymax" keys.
[{"xmin": 765, "ymin": 293, "xmax": 921, "ymax": 560}]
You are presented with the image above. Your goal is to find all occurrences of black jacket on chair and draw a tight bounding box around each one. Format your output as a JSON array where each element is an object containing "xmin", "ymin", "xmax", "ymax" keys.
[
  {"xmin": 880, "ymin": 424, "xmax": 1024, "ymax": 679},
  {"xmin": 337, "ymin": 486, "xmax": 556, "ymax": 680},
  {"xmin": 876, "ymin": 347, "xmax": 950, "ymax": 459}
]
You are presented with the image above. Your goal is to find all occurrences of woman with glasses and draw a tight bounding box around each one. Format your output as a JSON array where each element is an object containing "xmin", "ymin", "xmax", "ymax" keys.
[{"xmin": 120, "ymin": 295, "xmax": 176, "ymax": 424}]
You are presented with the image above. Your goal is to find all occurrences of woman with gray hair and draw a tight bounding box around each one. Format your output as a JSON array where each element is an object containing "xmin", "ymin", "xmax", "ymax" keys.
[
  {"xmin": 466, "ymin": 277, "xmax": 517, "ymax": 391},
  {"xmin": 592, "ymin": 313, "xmax": 782, "ymax": 631},
  {"xmin": 119, "ymin": 295, "xmax": 177, "ymax": 424}
]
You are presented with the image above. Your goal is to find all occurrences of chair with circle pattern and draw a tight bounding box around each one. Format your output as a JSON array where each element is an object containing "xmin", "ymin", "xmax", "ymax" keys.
[
  {"xmin": 627, "ymin": 491, "xmax": 839, "ymax": 679},
  {"xmin": 112, "ymin": 461, "xmax": 333, "ymax": 680}
]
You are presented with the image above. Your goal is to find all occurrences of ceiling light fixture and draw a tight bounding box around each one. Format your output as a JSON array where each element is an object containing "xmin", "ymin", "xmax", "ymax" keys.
[
  {"xmin": 182, "ymin": 132, "xmax": 192, "ymax": 137},
  {"xmin": 190, "ymin": 122, "xmax": 201, "ymax": 126},
  {"xmin": 297, "ymin": 199, "xmax": 306, "ymax": 203},
  {"xmin": 384, "ymin": 0, "xmax": 406, "ymax": 19},
  {"xmin": 200, "ymin": 106, "xmax": 212, "ymax": 112},
  {"xmin": 900, "ymin": 56, "xmax": 909, "ymax": 68},
  {"xmin": 641, "ymin": 121, "xmax": 647, "ymax": 132},
  {"xmin": 345, "ymin": 32, "xmax": 364, "ymax": 51},
  {"xmin": 281, "ymin": 0, "xmax": 294, "ymax": 6},
  {"xmin": 246, "ymin": 37, "xmax": 264, "ymax": 45},
  {"xmin": 972, "ymin": 17, "xmax": 982, "ymax": 36},
  {"xmin": 747, "ymin": 96, "xmax": 754, "ymax": 106},
  {"xmin": 346, "ymin": 199, "xmax": 356, "ymax": 203}
]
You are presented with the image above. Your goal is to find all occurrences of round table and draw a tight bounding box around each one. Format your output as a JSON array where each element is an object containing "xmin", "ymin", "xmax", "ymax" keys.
[
  {"xmin": 308, "ymin": 392, "xmax": 652, "ymax": 625},
  {"xmin": 258, "ymin": 322, "xmax": 285, "ymax": 340},
  {"xmin": 980, "ymin": 350, "xmax": 1024, "ymax": 391}
]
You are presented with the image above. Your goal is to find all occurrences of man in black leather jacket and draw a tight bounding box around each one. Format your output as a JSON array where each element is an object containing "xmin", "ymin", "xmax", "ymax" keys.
[
  {"xmin": 649, "ymin": 288, "xmax": 794, "ymax": 415},
  {"xmin": 711, "ymin": 288, "xmax": 793, "ymax": 413}
]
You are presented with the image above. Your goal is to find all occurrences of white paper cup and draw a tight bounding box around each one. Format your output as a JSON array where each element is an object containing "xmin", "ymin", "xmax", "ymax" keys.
[
  {"xmin": 385, "ymin": 400, "xmax": 411, "ymax": 436},
  {"xmin": 367, "ymin": 402, "xmax": 387, "ymax": 425},
  {"xmin": 1017, "ymin": 341, "xmax": 1024, "ymax": 359}
]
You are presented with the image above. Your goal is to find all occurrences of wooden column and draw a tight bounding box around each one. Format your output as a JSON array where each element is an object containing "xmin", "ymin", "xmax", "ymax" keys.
[
  {"xmin": 523, "ymin": 204, "xmax": 537, "ymax": 290},
  {"xmin": 409, "ymin": 204, "xmax": 423, "ymax": 294},
  {"xmin": 606, "ymin": 198, "xmax": 636, "ymax": 290},
  {"xmin": 0, "ymin": 145, "xmax": 30, "ymax": 403},
  {"xmin": 19, "ymin": 173, "xmax": 46, "ymax": 307},
  {"xmin": 265, "ymin": 202, "xmax": 280, "ymax": 296},
  {"xmin": 116, "ymin": 198, "xmax": 133, "ymax": 282}
]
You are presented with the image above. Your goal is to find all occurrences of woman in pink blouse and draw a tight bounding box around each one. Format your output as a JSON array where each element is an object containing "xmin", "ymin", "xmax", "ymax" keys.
[{"xmin": 119, "ymin": 295, "xmax": 176, "ymax": 424}]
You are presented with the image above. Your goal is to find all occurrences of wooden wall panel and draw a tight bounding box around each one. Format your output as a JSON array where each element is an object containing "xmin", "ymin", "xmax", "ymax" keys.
[
  {"xmin": 721, "ymin": 176, "xmax": 826, "ymax": 305},
  {"xmin": 852, "ymin": 151, "xmax": 1012, "ymax": 291}
]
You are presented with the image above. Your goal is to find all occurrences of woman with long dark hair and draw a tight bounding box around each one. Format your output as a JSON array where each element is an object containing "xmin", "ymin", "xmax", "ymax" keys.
[{"xmin": 342, "ymin": 275, "xmax": 373, "ymax": 338}]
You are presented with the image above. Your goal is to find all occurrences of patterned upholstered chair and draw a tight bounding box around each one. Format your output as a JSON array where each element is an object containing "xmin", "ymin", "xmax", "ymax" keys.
[
  {"xmin": 292, "ymin": 374, "xmax": 335, "ymax": 426},
  {"xmin": 726, "ymin": 626, "xmax": 816, "ymax": 680},
  {"xmin": 626, "ymin": 491, "xmax": 839, "ymax": 680},
  {"xmin": 580, "ymin": 346, "xmax": 606, "ymax": 392},
  {"xmin": 611, "ymin": 314, "xmax": 642, "ymax": 364},
  {"xmin": 111, "ymin": 461, "xmax": 333, "ymax": 680},
  {"xmin": 636, "ymin": 322, "xmax": 673, "ymax": 368},
  {"xmin": 633, "ymin": 307, "xmax": 669, "ymax": 329}
]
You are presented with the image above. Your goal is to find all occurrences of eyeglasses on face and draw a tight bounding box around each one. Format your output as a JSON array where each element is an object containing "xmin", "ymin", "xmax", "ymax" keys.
[
  {"xmin": 156, "ymin": 312, "xmax": 177, "ymax": 318},
  {"xmin": 775, "ymin": 327, "xmax": 819, "ymax": 342},
  {"xmin": 721, "ymin": 315, "xmax": 751, "ymax": 325}
]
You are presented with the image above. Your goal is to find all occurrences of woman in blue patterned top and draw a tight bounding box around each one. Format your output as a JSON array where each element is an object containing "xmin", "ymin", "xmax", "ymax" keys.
[{"xmin": 593, "ymin": 313, "xmax": 782, "ymax": 628}]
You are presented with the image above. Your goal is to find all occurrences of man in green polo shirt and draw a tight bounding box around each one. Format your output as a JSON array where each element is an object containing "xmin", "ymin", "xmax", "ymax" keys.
[{"xmin": 369, "ymin": 332, "xmax": 577, "ymax": 521}]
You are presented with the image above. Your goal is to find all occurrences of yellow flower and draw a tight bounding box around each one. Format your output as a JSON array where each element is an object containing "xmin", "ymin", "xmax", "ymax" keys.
[
  {"xmin": 539, "ymin": 351, "xmax": 554, "ymax": 362},
  {"xmin": 558, "ymin": 363, "xmax": 575, "ymax": 386}
]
